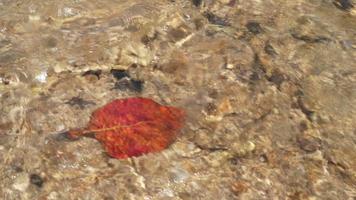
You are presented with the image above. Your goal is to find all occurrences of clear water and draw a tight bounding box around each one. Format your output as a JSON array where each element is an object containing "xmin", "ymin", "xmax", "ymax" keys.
[{"xmin": 0, "ymin": 0, "xmax": 355, "ymax": 199}]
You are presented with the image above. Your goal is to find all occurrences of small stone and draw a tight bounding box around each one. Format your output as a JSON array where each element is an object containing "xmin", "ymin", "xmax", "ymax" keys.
[
  {"xmin": 130, "ymin": 79, "xmax": 144, "ymax": 92},
  {"xmin": 113, "ymin": 78, "xmax": 144, "ymax": 93},
  {"xmin": 264, "ymin": 42, "xmax": 277, "ymax": 56},
  {"xmin": 333, "ymin": 0, "xmax": 354, "ymax": 11},
  {"xmin": 65, "ymin": 97, "xmax": 95, "ymax": 109},
  {"xmin": 82, "ymin": 70, "xmax": 102, "ymax": 80},
  {"xmin": 172, "ymin": 141, "xmax": 201, "ymax": 157},
  {"xmin": 226, "ymin": 63, "xmax": 234, "ymax": 69},
  {"xmin": 35, "ymin": 71, "xmax": 47, "ymax": 83},
  {"xmin": 218, "ymin": 0, "xmax": 231, "ymax": 4},
  {"xmin": 59, "ymin": 7, "xmax": 77, "ymax": 17},
  {"xmin": 231, "ymin": 141, "xmax": 255, "ymax": 157},
  {"xmin": 48, "ymin": 191, "xmax": 59, "ymax": 200},
  {"xmin": 204, "ymin": 12, "xmax": 230, "ymax": 26},
  {"xmin": 169, "ymin": 26, "xmax": 190, "ymax": 42},
  {"xmin": 45, "ymin": 37, "xmax": 57, "ymax": 48},
  {"xmin": 1, "ymin": 72, "xmax": 20, "ymax": 85},
  {"xmin": 141, "ymin": 31, "xmax": 158, "ymax": 45},
  {"xmin": 159, "ymin": 188, "xmax": 175, "ymax": 197},
  {"xmin": 204, "ymin": 98, "xmax": 233, "ymax": 122},
  {"xmin": 30, "ymin": 174, "xmax": 44, "ymax": 188},
  {"xmin": 308, "ymin": 112, "xmax": 318, "ymax": 123},
  {"xmin": 170, "ymin": 167, "xmax": 190, "ymax": 183},
  {"xmin": 231, "ymin": 180, "xmax": 248, "ymax": 196},
  {"xmin": 246, "ymin": 21, "xmax": 263, "ymax": 34},
  {"xmin": 217, "ymin": 98, "xmax": 233, "ymax": 114},
  {"xmin": 297, "ymin": 135, "xmax": 320, "ymax": 153},
  {"xmin": 111, "ymin": 69, "xmax": 129, "ymax": 80},
  {"xmin": 204, "ymin": 151, "xmax": 231, "ymax": 167},
  {"xmin": 12, "ymin": 173, "xmax": 30, "ymax": 191},
  {"xmin": 318, "ymin": 114, "xmax": 331, "ymax": 124},
  {"xmin": 29, "ymin": 15, "xmax": 41, "ymax": 21},
  {"xmin": 267, "ymin": 70, "xmax": 286, "ymax": 88},
  {"xmin": 192, "ymin": 0, "xmax": 202, "ymax": 7},
  {"xmin": 193, "ymin": 129, "xmax": 212, "ymax": 148}
]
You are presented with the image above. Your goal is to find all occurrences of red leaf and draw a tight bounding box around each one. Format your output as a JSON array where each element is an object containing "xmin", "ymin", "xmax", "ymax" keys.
[{"xmin": 67, "ymin": 97, "xmax": 185, "ymax": 159}]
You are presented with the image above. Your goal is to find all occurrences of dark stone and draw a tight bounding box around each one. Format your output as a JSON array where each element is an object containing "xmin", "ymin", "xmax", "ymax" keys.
[
  {"xmin": 110, "ymin": 69, "xmax": 130, "ymax": 80},
  {"xmin": 291, "ymin": 32, "xmax": 331, "ymax": 43},
  {"xmin": 30, "ymin": 174, "xmax": 44, "ymax": 188},
  {"xmin": 228, "ymin": 0, "xmax": 236, "ymax": 6},
  {"xmin": 297, "ymin": 136, "xmax": 320, "ymax": 153},
  {"xmin": 264, "ymin": 43, "xmax": 277, "ymax": 56},
  {"xmin": 65, "ymin": 97, "xmax": 95, "ymax": 109},
  {"xmin": 333, "ymin": 0, "xmax": 354, "ymax": 11},
  {"xmin": 249, "ymin": 72, "xmax": 262, "ymax": 81},
  {"xmin": 297, "ymin": 97, "xmax": 315, "ymax": 122},
  {"xmin": 70, "ymin": 59, "xmax": 86, "ymax": 68},
  {"xmin": 113, "ymin": 78, "xmax": 131, "ymax": 91},
  {"xmin": 205, "ymin": 103, "xmax": 217, "ymax": 115},
  {"xmin": 246, "ymin": 21, "xmax": 263, "ymax": 34},
  {"xmin": 204, "ymin": 12, "xmax": 230, "ymax": 26},
  {"xmin": 130, "ymin": 79, "xmax": 144, "ymax": 92},
  {"xmin": 193, "ymin": 18, "xmax": 204, "ymax": 30},
  {"xmin": 53, "ymin": 131, "xmax": 78, "ymax": 141},
  {"xmin": 113, "ymin": 78, "xmax": 144, "ymax": 93},
  {"xmin": 14, "ymin": 166, "xmax": 23, "ymax": 173},
  {"xmin": 267, "ymin": 70, "xmax": 286, "ymax": 88},
  {"xmin": 195, "ymin": 143, "xmax": 228, "ymax": 152},
  {"xmin": 229, "ymin": 156, "xmax": 242, "ymax": 165},
  {"xmin": 130, "ymin": 63, "xmax": 138, "ymax": 68},
  {"xmin": 249, "ymin": 54, "xmax": 266, "ymax": 81},
  {"xmin": 299, "ymin": 121, "xmax": 309, "ymax": 132},
  {"xmin": 192, "ymin": 0, "xmax": 202, "ymax": 7},
  {"xmin": 259, "ymin": 154, "xmax": 269, "ymax": 163},
  {"xmin": 141, "ymin": 32, "xmax": 158, "ymax": 45}
]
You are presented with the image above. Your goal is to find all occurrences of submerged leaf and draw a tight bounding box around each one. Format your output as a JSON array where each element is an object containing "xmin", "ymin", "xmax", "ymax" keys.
[{"xmin": 67, "ymin": 97, "xmax": 185, "ymax": 159}]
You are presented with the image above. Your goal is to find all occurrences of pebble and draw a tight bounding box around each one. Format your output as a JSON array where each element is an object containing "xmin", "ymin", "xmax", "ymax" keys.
[
  {"xmin": 231, "ymin": 180, "xmax": 248, "ymax": 195},
  {"xmin": 172, "ymin": 141, "xmax": 201, "ymax": 157},
  {"xmin": 204, "ymin": 151, "xmax": 231, "ymax": 167},
  {"xmin": 333, "ymin": 0, "xmax": 354, "ymax": 11},
  {"xmin": 12, "ymin": 173, "xmax": 30, "ymax": 192},
  {"xmin": 82, "ymin": 70, "xmax": 102, "ymax": 81},
  {"xmin": 170, "ymin": 167, "xmax": 190, "ymax": 183},
  {"xmin": 231, "ymin": 141, "xmax": 256, "ymax": 157},
  {"xmin": 48, "ymin": 191, "xmax": 59, "ymax": 200},
  {"xmin": 246, "ymin": 21, "xmax": 263, "ymax": 34},
  {"xmin": 204, "ymin": 12, "xmax": 230, "ymax": 26},
  {"xmin": 159, "ymin": 188, "xmax": 175, "ymax": 197},
  {"xmin": 111, "ymin": 69, "xmax": 129, "ymax": 80},
  {"xmin": 30, "ymin": 173, "xmax": 44, "ymax": 188},
  {"xmin": 130, "ymin": 79, "xmax": 144, "ymax": 92},
  {"xmin": 35, "ymin": 71, "xmax": 47, "ymax": 83},
  {"xmin": 113, "ymin": 78, "xmax": 144, "ymax": 93},
  {"xmin": 192, "ymin": 0, "xmax": 202, "ymax": 7},
  {"xmin": 59, "ymin": 7, "xmax": 77, "ymax": 17},
  {"xmin": 297, "ymin": 135, "xmax": 320, "ymax": 153}
]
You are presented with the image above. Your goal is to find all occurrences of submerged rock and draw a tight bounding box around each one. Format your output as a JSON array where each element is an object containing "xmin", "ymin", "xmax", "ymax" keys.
[{"xmin": 12, "ymin": 173, "xmax": 30, "ymax": 192}]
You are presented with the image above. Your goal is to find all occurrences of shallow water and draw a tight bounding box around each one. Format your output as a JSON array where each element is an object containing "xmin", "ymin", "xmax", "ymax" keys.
[{"xmin": 1, "ymin": 0, "xmax": 356, "ymax": 199}]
